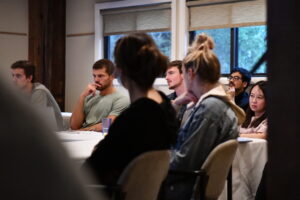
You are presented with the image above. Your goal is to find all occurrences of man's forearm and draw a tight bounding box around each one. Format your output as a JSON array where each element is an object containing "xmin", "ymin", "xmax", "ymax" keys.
[
  {"xmin": 80, "ymin": 115, "xmax": 116, "ymax": 132},
  {"xmin": 78, "ymin": 123, "xmax": 102, "ymax": 132},
  {"xmin": 70, "ymin": 95, "xmax": 86, "ymax": 130}
]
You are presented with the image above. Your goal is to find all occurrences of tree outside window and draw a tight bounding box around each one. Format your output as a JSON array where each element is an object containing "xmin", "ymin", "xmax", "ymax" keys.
[
  {"xmin": 238, "ymin": 26, "xmax": 267, "ymax": 74},
  {"xmin": 192, "ymin": 25, "xmax": 267, "ymax": 75},
  {"xmin": 195, "ymin": 28, "xmax": 231, "ymax": 74},
  {"xmin": 105, "ymin": 32, "xmax": 171, "ymax": 62}
]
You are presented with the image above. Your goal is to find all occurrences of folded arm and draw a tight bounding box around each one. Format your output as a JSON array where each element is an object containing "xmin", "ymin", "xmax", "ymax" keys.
[
  {"xmin": 70, "ymin": 83, "xmax": 99, "ymax": 130},
  {"xmin": 77, "ymin": 115, "xmax": 117, "ymax": 132}
]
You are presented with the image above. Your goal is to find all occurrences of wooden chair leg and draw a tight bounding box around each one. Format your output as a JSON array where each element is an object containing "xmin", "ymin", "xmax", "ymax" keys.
[{"xmin": 227, "ymin": 167, "xmax": 232, "ymax": 200}]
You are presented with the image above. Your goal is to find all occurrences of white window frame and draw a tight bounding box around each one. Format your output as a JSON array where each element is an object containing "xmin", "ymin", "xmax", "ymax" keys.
[
  {"xmin": 95, "ymin": 0, "xmax": 188, "ymax": 86},
  {"xmin": 94, "ymin": 0, "xmax": 267, "ymax": 86}
]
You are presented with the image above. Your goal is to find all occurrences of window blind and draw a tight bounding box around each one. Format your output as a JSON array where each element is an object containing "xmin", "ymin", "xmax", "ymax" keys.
[
  {"xmin": 101, "ymin": 3, "xmax": 171, "ymax": 36},
  {"xmin": 188, "ymin": 0, "xmax": 266, "ymax": 31}
]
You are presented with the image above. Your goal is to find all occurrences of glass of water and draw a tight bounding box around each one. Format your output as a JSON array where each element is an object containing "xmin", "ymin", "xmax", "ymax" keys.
[{"xmin": 102, "ymin": 118, "xmax": 112, "ymax": 136}]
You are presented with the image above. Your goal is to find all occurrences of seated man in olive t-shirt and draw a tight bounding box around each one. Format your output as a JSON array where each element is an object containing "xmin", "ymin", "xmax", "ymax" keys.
[{"xmin": 70, "ymin": 59, "xmax": 129, "ymax": 131}]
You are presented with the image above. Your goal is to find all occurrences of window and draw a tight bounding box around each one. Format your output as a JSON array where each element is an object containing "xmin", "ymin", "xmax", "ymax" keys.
[
  {"xmin": 96, "ymin": 0, "xmax": 267, "ymax": 80},
  {"xmin": 238, "ymin": 26, "xmax": 267, "ymax": 74},
  {"xmin": 190, "ymin": 25, "xmax": 267, "ymax": 75},
  {"xmin": 99, "ymin": 1, "xmax": 172, "ymax": 62},
  {"xmin": 104, "ymin": 31, "xmax": 171, "ymax": 61},
  {"xmin": 194, "ymin": 28, "xmax": 231, "ymax": 74},
  {"xmin": 148, "ymin": 32, "xmax": 171, "ymax": 58},
  {"xmin": 187, "ymin": 0, "xmax": 266, "ymax": 76},
  {"xmin": 104, "ymin": 34, "xmax": 123, "ymax": 61}
]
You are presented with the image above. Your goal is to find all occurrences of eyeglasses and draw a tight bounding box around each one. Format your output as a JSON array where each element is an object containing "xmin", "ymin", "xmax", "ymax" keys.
[{"xmin": 227, "ymin": 76, "xmax": 242, "ymax": 81}]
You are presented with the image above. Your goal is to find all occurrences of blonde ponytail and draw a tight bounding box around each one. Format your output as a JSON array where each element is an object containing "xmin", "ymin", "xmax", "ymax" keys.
[{"xmin": 183, "ymin": 33, "xmax": 220, "ymax": 83}]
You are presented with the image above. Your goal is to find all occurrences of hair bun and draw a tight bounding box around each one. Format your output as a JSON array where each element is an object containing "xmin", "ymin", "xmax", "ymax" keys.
[
  {"xmin": 138, "ymin": 45, "xmax": 155, "ymax": 56},
  {"xmin": 193, "ymin": 33, "xmax": 214, "ymax": 51},
  {"xmin": 114, "ymin": 32, "xmax": 168, "ymax": 90}
]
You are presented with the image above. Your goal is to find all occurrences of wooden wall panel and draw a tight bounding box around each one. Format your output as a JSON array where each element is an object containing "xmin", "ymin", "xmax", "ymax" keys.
[
  {"xmin": 29, "ymin": 0, "xmax": 66, "ymax": 111},
  {"xmin": 268, "ymin": 0, "xmax": 300, "ymax": 199}
]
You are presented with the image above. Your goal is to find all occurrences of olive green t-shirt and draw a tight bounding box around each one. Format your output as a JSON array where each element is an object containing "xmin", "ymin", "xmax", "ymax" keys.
[{"xmin": 82, "ymin": 90, "xmax": 129, "ymax": 128}]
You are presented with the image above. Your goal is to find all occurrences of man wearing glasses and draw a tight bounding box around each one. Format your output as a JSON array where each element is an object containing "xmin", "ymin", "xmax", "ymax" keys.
[{"xmin": 227, "ymin": 67, "xmax": 252, "ymax": 111}]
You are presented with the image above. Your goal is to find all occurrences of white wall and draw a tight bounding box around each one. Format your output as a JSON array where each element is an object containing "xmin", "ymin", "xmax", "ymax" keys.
[
  {"xmin": 66, "ymin": 0, "xmax": 96, "ymax": 112},
  {"xmin": 0, "ymin": 0, "xmax": 28, "ymax": 84}
]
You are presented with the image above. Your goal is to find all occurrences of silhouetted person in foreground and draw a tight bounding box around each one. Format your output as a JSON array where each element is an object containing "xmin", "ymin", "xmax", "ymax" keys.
[{"xmin": 0, "ymin": 78, "xmax": 102, "ymax": 200}]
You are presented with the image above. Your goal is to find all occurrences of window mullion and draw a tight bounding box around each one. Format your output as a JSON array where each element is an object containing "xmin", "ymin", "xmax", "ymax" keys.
[
  {"xmin": 104, "ymin": 36, "xmax": 109, "ymax": 59},
  {"xmin": 230, "ymin": 28, "xmax": 238, "ymax": 69}
]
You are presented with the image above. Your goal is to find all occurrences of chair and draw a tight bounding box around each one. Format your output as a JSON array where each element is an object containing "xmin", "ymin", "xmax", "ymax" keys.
[
  {"xmin": 117, "ymin": 150, "xmax": 170, "ymax": 200},
  {"xmin": 168, "ymin": 139, "xmax": 238, "ymax": 200},
  {"xmin": 88, "ymin": 150, "xmax": 170, "ymax": 200},
  {"xmin": 193, "ymin": 139, "xmax": 238, "ymax": 200}
]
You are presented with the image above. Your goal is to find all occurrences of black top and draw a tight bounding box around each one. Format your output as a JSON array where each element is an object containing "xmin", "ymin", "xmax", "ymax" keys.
[
  {"xmin": 235, "ymin": 91, "xmax": 249, "ymax": 111},
  {"xmin": 167, "ymin": 92, "xmax": 177, "ymax": 100},
  {"xmin": 83, "ymin": 91, "xmax": 178, "ymax": 185},
  {"xmin": 167, "ymin": 92, "xmax": 187, "ymax": 125}
]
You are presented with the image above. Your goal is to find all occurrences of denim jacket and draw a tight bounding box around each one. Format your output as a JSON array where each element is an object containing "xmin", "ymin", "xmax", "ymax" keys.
[{"xmin": 162, "ymin": 84, "xmax": 245, "ymax": 200}]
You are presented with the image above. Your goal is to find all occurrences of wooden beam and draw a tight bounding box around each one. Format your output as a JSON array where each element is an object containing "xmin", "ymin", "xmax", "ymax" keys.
[
  {"xmin": 28, "ymin": 0, "xmax": 66, "ymax": 111},
  {"xmin": 268, "ymin": 0, "xmax": 300, "ymax": 199}
]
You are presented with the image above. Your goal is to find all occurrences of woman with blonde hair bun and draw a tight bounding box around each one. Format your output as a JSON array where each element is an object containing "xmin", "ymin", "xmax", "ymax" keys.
[
  {"xmin": 160, "ymin": 33, "xmax": 245, "ymax": 200},
  {"xmin": 187, "ymin": 33, "xmax": 214, "ymax": 54}
]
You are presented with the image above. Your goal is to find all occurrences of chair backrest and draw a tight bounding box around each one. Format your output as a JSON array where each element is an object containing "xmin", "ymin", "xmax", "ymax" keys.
[
  {"xmin": 200, "ymin": 139, "xmax": 238, "ymax": 200},
  {"xmin": 117, "ymin": 150, "xmax": 170, "ymax": 200}
]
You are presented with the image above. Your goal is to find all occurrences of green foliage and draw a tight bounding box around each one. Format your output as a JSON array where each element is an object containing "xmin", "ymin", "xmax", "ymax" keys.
[
  {"xmin": 238, "ymin": 26, "xmax": 267, "ymax": 74},
  {"xmin": 195, "ymin": 29, "xmax": 231, "ymax": 74},
  {"xmin": 148, "ymin": 32, "xmax": 171, "ymax": 58},
  {"xmin": 194, "ymin": 25, "xmax": 267, "ymax": 75},
  {"xmin": 108, "ymin": 32, "xmax": 171, "ymax": 61},
  {"xmin": 106, "ymin": 25, "xmax": 267, "ymax": 75},
  {"xmin": 108, "ymin": 34, "xmax": 124, "ymax": 61}
]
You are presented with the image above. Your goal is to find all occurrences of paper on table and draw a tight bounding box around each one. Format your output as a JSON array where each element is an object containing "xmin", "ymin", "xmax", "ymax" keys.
[{"xmin": 237, "ymin": 137, "xmax": 253, "ymax": 143}]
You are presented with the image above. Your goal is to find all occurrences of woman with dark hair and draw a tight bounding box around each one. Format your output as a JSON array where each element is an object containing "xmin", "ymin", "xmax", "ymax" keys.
[
  {"xmin": 240, "ymin": 81, "xmax": 268, "ymax": 139},
  {"xmin": 82, "ymin": 32, "xmax": 178, "ymax": 185},
  {"xmin": 239, "ymin": 81, "xmax": 268, "ymax": 200}
]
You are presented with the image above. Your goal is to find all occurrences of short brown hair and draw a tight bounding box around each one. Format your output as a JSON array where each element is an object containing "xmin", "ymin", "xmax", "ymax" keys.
[
  {"xmin": 92, "ymin": 59, "xmax": 115, "ymax": 75},
  {"xmin": 11, "ymin": 60, "xmax": 36, "ymax": 83},
  {"xmin": 167, "ymin": 60, "xmax": 183, "ymax": 74}
]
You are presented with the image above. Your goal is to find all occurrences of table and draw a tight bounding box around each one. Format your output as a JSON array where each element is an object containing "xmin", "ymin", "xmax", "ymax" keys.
[
  {"xmin": 56, "ymin": 132, "xmax": 267, "ymax": 200},
  {"xmin": 56, "ymin": 131, "xmax": 104, "ymax": 162},
  {"xmin": 219, "ymin": 138, "xmax": 268, "ymax": 200}
]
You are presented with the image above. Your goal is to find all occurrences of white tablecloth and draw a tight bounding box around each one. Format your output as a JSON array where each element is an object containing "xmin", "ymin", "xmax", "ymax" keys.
[
  {"xmin": 219, "ymin": 138, "xmax": 268, "ymax": 200},
  {"xmin": 56, "ymin": 131, "xmax": 104, "ymax": 161},
  {"xmin": 56, "ymin": 132, "xmax": 267, "ymax": 200}
]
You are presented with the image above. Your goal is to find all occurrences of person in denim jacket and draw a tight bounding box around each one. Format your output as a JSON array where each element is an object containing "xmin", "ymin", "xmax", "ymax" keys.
[{"xmin": 160, "ymin": 33, "xmax": 245, "ymax": 200}]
